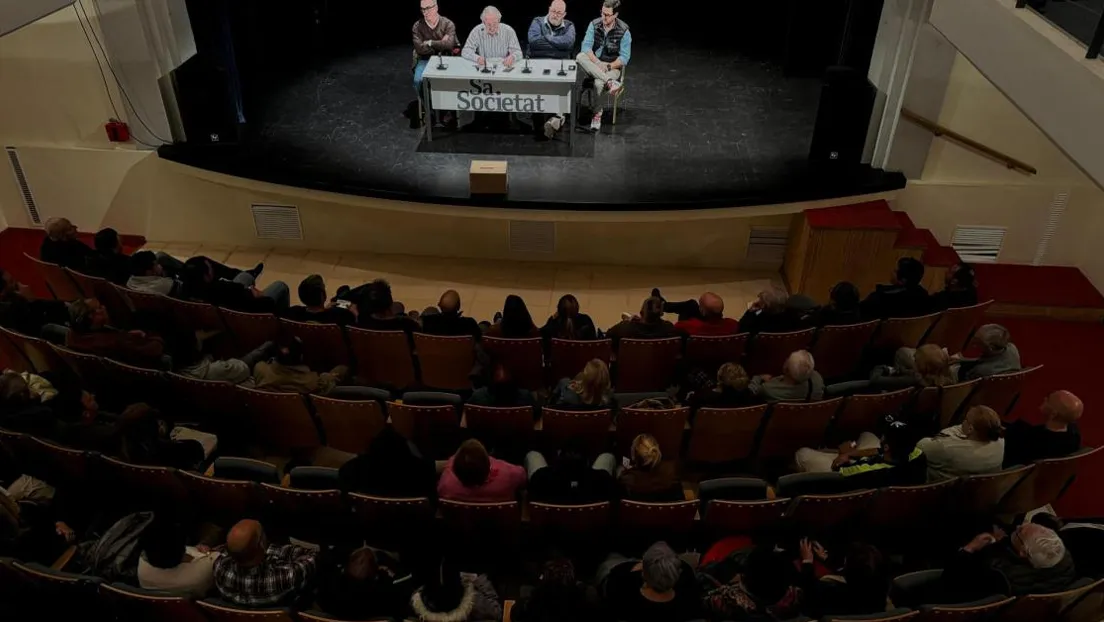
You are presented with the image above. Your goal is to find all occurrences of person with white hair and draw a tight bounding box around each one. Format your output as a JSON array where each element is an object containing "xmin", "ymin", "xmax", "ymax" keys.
[
  {"xmin": 943, "ymin": 523, "xmax": 1076, "ymax": 599},
  {"xmin": 749, "ymin": 350, "xmax": 824, "ymax": 403},
  {"xmin": 954, "ymin": 323, "xmax": 1021, "ymax": 380},
  {"xmin": 738, "ymin": 287, "xmax": 803, "ymax": 335},
  {"xmin": 39, "ymin": 217, "xmax": 93, "ymax": 270},
  {"xmin": 459, "ymin": 6, "xmax": 523, "ymax": 132},
  {"xmin": 598, "ymin": 541, "xmax": 701, "ymax": 621}
]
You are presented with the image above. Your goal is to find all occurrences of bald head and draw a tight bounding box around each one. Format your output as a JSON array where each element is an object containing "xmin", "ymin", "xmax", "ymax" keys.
[
  {"xmin": 439, "ymin": 290, "xmax": 461, "ymax": 315},
  {"xmin": 226, "ymin": 519, "xmax": 266, "ymax": 566},
  {"xmin": 1043, "ymin": 390, "xmax": 1083, "ymax": 428},
  {"xmin": 699, "ymin": 292, "xmax": 724, "ymax": 319},
  {"xmin": 548, "ymin": 0, "xmax": 566, "ymax": 25}
]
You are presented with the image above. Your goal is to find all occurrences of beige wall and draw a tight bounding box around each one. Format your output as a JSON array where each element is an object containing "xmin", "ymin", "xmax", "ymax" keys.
[{"xmin": 896, "ymin": 52, "xmax": 1104, "ymax": 274}]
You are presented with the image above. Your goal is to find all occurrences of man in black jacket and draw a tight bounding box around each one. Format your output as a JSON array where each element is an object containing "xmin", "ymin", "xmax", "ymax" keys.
[
  {"xmin": 84, "ymin": 228, "xmax": 132, "ymax": 285},
  {"xmin": 527, "ymin": 0, "xmax": 576, "ymax": 140},
  {"xmin": 942, "ymin": 523, "xmax": 1077, "ymax": 600},
  {"xmin": 39, "ymin": 218, "xmax": 92, "ymax": 270},
  {"xmin": 860, "ymin": 257, "xmax": 931, "ymax": 319},
  {"xmin": 0, "ymin": 268, "xmax": 68, "ymax": 339},
  {"xmin": 421, "ymin": 290, "xmax": 480, "ymax": 340}
]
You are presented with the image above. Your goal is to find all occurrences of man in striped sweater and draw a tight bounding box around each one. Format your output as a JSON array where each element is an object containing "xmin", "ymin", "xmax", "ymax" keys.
[{"xmin": 460, "ymin": 6, "xmax": 523, "ymax": 131}]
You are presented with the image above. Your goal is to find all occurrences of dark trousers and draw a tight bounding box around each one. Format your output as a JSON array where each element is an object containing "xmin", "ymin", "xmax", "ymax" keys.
[{"xmin": 664, "ymin": 299, "xmax": 702, "ymax": 322}]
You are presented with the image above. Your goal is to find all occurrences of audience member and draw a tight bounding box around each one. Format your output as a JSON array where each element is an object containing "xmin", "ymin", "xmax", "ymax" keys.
[
  {"xmin": 917, "ymin": 405, "xmax": 1005, "ymax": 481},
  {"xmin": 513, "ymin": 558, "xmax": 600, "ymax": 622},
  {"xmin": 66, "ymin": 298, "xmax": 167, "ymax": 369},
  {"xmin": 0, "ymin": 471, "xmax": 80, "ymax": 564},
  {"xmin": 0, "ymin": 268, "xmax": 69, "ymax": 338},
  {"xmin": 180, "ymin": 257, "xmax": 288, "ymax": 313},
  {"xmin": 357, "ymin": 279, "xmax": 421, "ymax": 335},
  {"xmin": 796, "ymin": 416, "xmax": 926, "ymax": 487},
  {"xmin": 607, "ymin": 296, "xmax": 681, "ymax": 348},
  {"xmin": 213, "ymin": 519, "xmax": 317, "ymax": 607},
  {"xmin": 283, "ymin": 275, "xmax": 356, "ymax": 325},
  {"xmin": 252, "ymin": 338, "xmax": 350, "ymax": 395},
  {"xmin": 338, "ymin": 426, "xmax": 437, "ymax": 497},
  {"xmin": 860, "ymin": 257, "xmax": 931, "ymax": 319},
  {"xmin": 1004, "ymin": 390, "xmax": 1082, "ymax": 467},
  {"xmin": 468, "ymin": 365, "xmax": 535, "ymax": 407},
  {"xmin": 599, "ymin": 541, "xmax": 701, "ymax": 622},
  {"xmin": 0, "ymin": 371, "xmax": 118, "ymax": 450},
  {"xmin": 617, "ymin": 434, "xmax": 683, "ymax": 502},
  {"xmin": 84, "ymin": 228, "xmax": 132, "ymax": 285},
  {"xmin": 541, "ymin": 294, "xmax": 598, "ymax": 343},
  {"xmin": 1031, "ymin": 513, "xmax": 1104, "ymax": 579},
  {"xmin": 410, "ymin": 560, "xmax": 501, "ymax": 622},
  {"xmin": 526, "ymin": 438, "xmax": 616, "ymax": 504},
  {"xmin": 749, "ymin": 350, "xmax": 824, "ymax": 403},
  {"xmin": 421, "ymin": 289, "xmax": 481, "ymax": 340},
  {"xmin": 798, "ymin": 540, "xmax": 890, "ymax": 618},
  {"xmin": 930, "ymin": 263, "xmax": 979, "ymax": 311},
  {"xmin": 943, "ymin": 523, "xmax": 1076, "ymax": 598},
  {"xmin": 808, "ymin": 281, "xmax": 863, "ymax": 327},
  {"xmin": 659, "ymin": 291, "xmax": 740, "ymax": 336},
  {"xmin": 955, "ymin": 324, "xmax": 1021, "ymax": 380},
  {"xmin": 486, "ymin": 294, "xmax": 540, "ymax": 338},
  {"xmin": 738, "ymin": 287, "xmax": 802, "ymax": 335},
  {"xmin": 688, "ymin": 363, "xmax": 759, "ymax": 408},
  {"xmin": 438, "ymin": 439, "xmax": 526, "ymax": 502},
  {"xmin": 870, "ymin": 343, "xmax": 957, "ymax": 391},
  {"xmin": 176, "ymin": 339, "xmax": 273, "ymax": 386},
  {"xmin": 127, "ymin": 250, "xmax": 179, "ymax": 296},
  {"xmin": 551, "ymin": 359, "xmax": 612, "ymax": 408},
  {"xmin": 116, "ymin": 403, "xmax": 206, "ymax": 471},
  {"xmin": 317, "ymin": 546, "xmax": 414, "ymax": 621},
  {"xmin": 137, "ymin": 518, "xmax": 219, "ymax": 598},
  {"xmin": 39, "ymin": 217, "xmax": 92, "ymax": 270}
]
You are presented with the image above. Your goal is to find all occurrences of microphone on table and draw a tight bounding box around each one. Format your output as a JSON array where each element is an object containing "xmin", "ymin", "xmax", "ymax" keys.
[
  {"xmin": 522, "ymin": 54, "xmax": 532, "ymax": 73},
  {"xmin": 557, "ymin": 58, "xmax": 567, "ymax": 76},
  {"xmin": 436, "ymin": 54, "xmax": 448, "ymax": 70}
]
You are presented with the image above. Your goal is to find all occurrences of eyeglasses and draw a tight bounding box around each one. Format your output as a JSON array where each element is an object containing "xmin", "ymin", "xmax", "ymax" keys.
[
  {"xmin": 601, "ymin": 11, "xmax": 615, "ymax": 17},
  {"xmin": 420, "ymin": 3, "xmax": 437, "ymax": 12}
]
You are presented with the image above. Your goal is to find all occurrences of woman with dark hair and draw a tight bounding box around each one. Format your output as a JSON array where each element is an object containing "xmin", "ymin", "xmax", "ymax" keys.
[
  {"xmin": 514, "ymin": 558, "xmax": 600, "ymax": 622},
  {"xmin": 541, "ymin": 294, "xmax": 598, "ymax": 342},
  {"xmin": 486, "ymin": 295, "xmax": 539, "ymax": 338},
  {"xmin": 317, "ymin": 546, "xmax": 414, "ymax": 620},
  {"xmin": 117, "ymin": 404, "xmax": 206, "ymax": 471},
  {"xmin": 137, "ymin": 519, "xmax": 219, "ymax": 597},
  {"xmin": 798, "ymin": 540, "xmax": 890, "ymax": 618},
  {"xmin": 606, "ymin": 296, "xmax": 681, "ymax": 349},
  {"xmin": 930, "ymin": 263, "xmax": 979, "ymax": 311},
  {"xmin": 410, "ymin": 560, "xmax": 501, "ymax": 622},
  {"xmin": 811, "ymin": 282, "xmax": 863, "ymax": 326}
]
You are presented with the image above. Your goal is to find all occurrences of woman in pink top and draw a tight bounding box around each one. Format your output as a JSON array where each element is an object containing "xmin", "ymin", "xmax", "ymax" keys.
[{"xmin": 437, "ymin": 439, "xmax": 527, "ymax": 502}]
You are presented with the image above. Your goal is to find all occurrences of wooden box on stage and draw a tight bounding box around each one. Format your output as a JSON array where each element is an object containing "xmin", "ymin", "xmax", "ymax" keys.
[{"xmin": 470, "ymin": 160, "xmax": 508, "ymax": 195}]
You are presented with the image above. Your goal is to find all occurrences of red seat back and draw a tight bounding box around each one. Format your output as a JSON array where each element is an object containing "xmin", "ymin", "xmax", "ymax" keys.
[
  {"xmin": 482, "ymin": 336, "xmax": 545, "ymax": 390},
  {"xmin": 278, "ymin": 319, "xmax": 351, "ymax": 370},
  {"xmin": 413, "ymin": 334, "xmax": 475, "ymax": 391},
  {"xmin": 615, "ymin": 337, "xmax": 683, "ymax": 392},
  {"xmin": 687, "ymin": 405, "xmax": 768, "ymax": 464},
  {"xmin": 745, "ymin": 329, "xmax": 815, "ymax": 376},
  {"xmin": 550, "ymin": 339, "xmax": 612, "ymax": 383},
  {"xmin": 684, "ymin": 334, "xmax": 749, "ymax": 375},
  {"xmin": 810, "ymin": 321, "xmax": 879, "ymax": 379},
  {"xmin": 346, "ymin": 328, "xmax": 417, "ymax": 390},
  {"xmin": 922, "ymin": 300, "xmax": 993, "ymax": 353},
  {"xmin": 757, "ymin": 398, "xmax": 843, "ymax": 460}
]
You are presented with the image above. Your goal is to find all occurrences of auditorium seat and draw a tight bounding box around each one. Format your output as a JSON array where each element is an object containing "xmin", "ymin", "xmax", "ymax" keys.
[
  {"xmin": 829, "ymin": 610, "xmax": 918, "ymax": 621},
  {"xmin": 697, "ymin": 477, "xmax": 770, "ymax": 502},
  {"xmin": 462, "ymin": 404, "xmax": 535, "ymax": 457},
  {"xmin": 550, "ymin": 338, "xmax": 612, "ymax": 384},
  {"xmin": 618, "ymin": 499, "xmax": 697, "ymax": 535},
  {"xmin": 23, "ymin": 435, "xmax": 89, "ymax": 488},
  {"xmin": 912, "ymin": 596, "xmax": 1014, "ymax": 622},
  {"xmin": 10, "ymin": 561, "xmax": 105, "ymax": 619},
  {"xmin": 966, "ymin": 365, "xmax": 1043, "ymax": 419},
  {"xmin": 413, "ymin": 334, "xmax": 475, "ymax": 392},
  {"xmin": 348, "ymin": 493, "xmax": 433, "ymax": 551},
  {"xmin": 955, "ymin": 465, "xmax": 1034, "ymax": 517},
  {"xmin": 346, "ymin": 328, "xmax": 417, "ymax": 391},
  {"xmin": 0, "ymin": 327, "xmax": 31, "ymax": 373},
  {"xmin": 529, "ymin": 501, "xmax": 612, "ymax": 538},
  {"xmin": 119, "ymin": 284, "xmax": 170, "ymax": 317},
  {"xmin": 95, "ymin": 278, "xmax": 135, "ymax": 327},
  {"xmin": 864, "ymin": 479, "xmax": 957, "ymax": 536},
  {"xmin": 259, "ymin": 484, "xmax": 345, "ymax": 545},
  {"xmin": 1060, "ymin": 579, "xmax": 1104, "ymax": 622},
  {"xmin": 702, "ymin": 498, "xmax": 790, "ymax": 536},
  {"xmin": 212, "ymin": 457, "xmax": 281, "ymax": 484},
  {"xmin": 49, "ymin": 344, "xmax": 107, "ymax": 394},
  {"xmin": 921, "ymin": 301, "xmax": 993, "ymax": 353},
  {"xmin": 831, "ymin": 388, "xmax": 915, "ymax": 444},
  {"xmin": 64, "ymin": 268, "xmax": 103, "ymax": 300},
  {"xmin": 288, "ymin": 466, "xmax": 340, "ymax": 490},
  {"xmin": 237, "ymin": 388, "xmax": 320, "ymax": 458},
  {"xmin": 908, "ymin": 379, "xmax": 980, "ymax": 430},
  {"xmin": 871, "ymin": 312, "xmax": 942, "ymax": 353},
  {"xmin": 388, "ymin": 402, "xmax": 462, "ymax": 460},
  {"xmin": 614, "ymin": 337, "xmax": 683, "ymax": 392},
  {"xmin": 744, "ymin": 329, "xmax": 816, "ymax": 376},
  {"xmin": 686, "ymin": 405, "xmax": 767, "ymax": 465},
  {"xmin": 756, "ymin": 398, "xmax": 843, "ymax": 462},
  {"xmin": 439, "ymin": 499, "xmax": 522, "ymax": 554},
  {"xmin": 165, "ymin": 297, "xmax": 225, "ymax": 335},
  {"xmin": 100, "ymin": 357, "xmax": 169, "ymax": 405},
  {"xmin": 168, "ymin": 374, "xmax": 241, "ymax": 429},
  {"xmin": 278, "ymin": 319, "xmax": 350, "ymax": 371},
  {"xmin": 811, "ymin": 320, "xmax": 879, "ymax": 380},
  {"xmin": 309, "ymin": 396, "xmax": 387, "ymax": 454},
  {"xmin": 219, "ymin": 309, "xmax": 280, "ymax": 354},
  {"xmin": 2, "ymin": 328, "xmax": 68, "ymax": 374},
  {"xmin": 786, "ymin": 489, "xmax": 877, "ymax": 536},
  {"xmin": 96, "ymin": 455, "xmax": 189, "ymax": 513},
  {"xmin": 177, "ymin": 470, "xmax": 258, "ymax": 527},
  {"xmin": 994, "ymin": 578, "xmax": 1104, "ymax": 622},
  {"xmin": 615, "ymin": 406, "xmax": 690, "ymax": 461},
  {"xmin": 100, "ymin": 582, "xmax": 209, "ymax": 622},
  {"xmin": 538, "ymin": 408, "xmax": 612, "ymax": 458},
  {"xmin": 776, "ymin": 472, "xmax": 851, "ymax": 498},
  {"xmin": 24, "ymin": 254, "xmax": 81, "ymax": 302},
  {"xmin": 196, "ymin": 600, "xmax": 295, "ymax": 622},
  {"xmin": 684, "ymin": 334, "xmax": 749, "ymax": 377},
  {"xmin": 482, "ymin": 336, "xmax": 545, "ymax": 391},
  {"xmin": 998, "ymin": 446, "xmax": 1103, "ymax": 516}
]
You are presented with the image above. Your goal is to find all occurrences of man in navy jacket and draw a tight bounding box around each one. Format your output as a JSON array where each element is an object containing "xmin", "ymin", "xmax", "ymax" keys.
[{"xmin": 527, "ymin": 0, "xmax": 575, "ymax": 140}]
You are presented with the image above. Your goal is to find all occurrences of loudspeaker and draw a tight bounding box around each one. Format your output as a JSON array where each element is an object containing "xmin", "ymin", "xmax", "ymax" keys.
[
  {"xmin": 173, "ymin": 0, "xmax": 245, "ymax": 145},
  {"xmin": 808, "ymin": 66, "xmax": 876, "ymax": 165}
]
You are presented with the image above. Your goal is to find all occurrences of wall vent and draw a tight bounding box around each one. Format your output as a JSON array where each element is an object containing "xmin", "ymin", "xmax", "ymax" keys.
[
  {"xmin": 5, "ymin": 147, "xmax": 41, "ymax": 225},
  {"xmin": 951, "ymin": 226, "xmax": 1005, "ymax": 263},
  {"xmin": 509, "ymin": 221, "xmax": 555, "ymax": 253},
  {"xmin": 746, "ymin": 226, "xmax": 789, "ymax": 263},
  {"xmin": 251, "ymin": 204, "xmax": 302, "ymax": 240},
  {"xmin": 1032, "ymin": 190, "xmax": 1069, "ymax": 266}
]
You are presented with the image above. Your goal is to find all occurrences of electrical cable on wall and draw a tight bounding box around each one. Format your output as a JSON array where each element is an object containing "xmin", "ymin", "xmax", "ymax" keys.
[{"xmin": 74, "ymin": 0, "xmax": 173, "ymax": 145}]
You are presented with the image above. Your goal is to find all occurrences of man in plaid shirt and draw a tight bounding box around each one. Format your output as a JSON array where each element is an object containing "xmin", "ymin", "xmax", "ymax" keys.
[{"xmin": 213, "ymin": 520, "xmax": 318, "ymax": 607}]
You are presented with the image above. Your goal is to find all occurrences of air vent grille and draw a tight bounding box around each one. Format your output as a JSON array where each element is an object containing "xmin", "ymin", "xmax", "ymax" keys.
[
  {"xmin": 1033, "ymin": 191, "xmax": 1069, "ymax": 266},
  {"xmin": 251, "ymin": 204, "xmax": 302, "ymax": 240},
  {"xmin": 509, "ymin": 221, "xmax": 555, "ymax": 253},
  {"xmin": 952, "ymin": 226, "xmax": 1005, "ymax": 264},
  {"xmin": 5, "ymin": 147, "xmax": 41, "ymax": 225},
  {"xmin": 746, "ymin": 226, "xmax": 789, "ymax": 263}
]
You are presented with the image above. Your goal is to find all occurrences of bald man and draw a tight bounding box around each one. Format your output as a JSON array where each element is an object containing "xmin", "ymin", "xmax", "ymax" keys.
[
  {"xmin": 673, "ymin": 292, "xmax": 740, "ymax": 336},
  {"xmin": 528, "ymin": 0, "xmax": 576, "ymax": 140},
  {"xmin": 1003, "ymin": 390, "xmax": 1083, "ymax": 467},
  {"xmin": 213, "ymin": 520, "xmax": 318, "ymax": 607},
  {"xmin": 40, "ymin": 217, "xmax": 94, "ymax": 270},
  {"xmin": 421, "ymin": 289, "xmax": 481, "ymax": 340}
]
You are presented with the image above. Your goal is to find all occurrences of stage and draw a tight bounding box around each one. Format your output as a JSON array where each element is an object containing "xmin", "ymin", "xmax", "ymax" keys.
[{"xmin": 159, "ymin": 38, "xmax": 904, "ymax": 208}]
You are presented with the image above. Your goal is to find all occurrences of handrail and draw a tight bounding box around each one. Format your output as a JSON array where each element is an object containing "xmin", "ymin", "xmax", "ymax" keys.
[{"xmin": 900, "ymin": 108, "xmax": 1038, "ymax": 175}]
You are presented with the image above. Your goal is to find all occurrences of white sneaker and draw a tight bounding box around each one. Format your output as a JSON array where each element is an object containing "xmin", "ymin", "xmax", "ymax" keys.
[
  {"xmin": 544, "ymin": 115, "xmax": 563, "ymax": 139},
  {"xmin": 590, "ymin": 112, "xmax": 602, "ymax": 131},
  {"xmin": 606, "ymin": 80, "xmax": 622, "ymax": 95}
]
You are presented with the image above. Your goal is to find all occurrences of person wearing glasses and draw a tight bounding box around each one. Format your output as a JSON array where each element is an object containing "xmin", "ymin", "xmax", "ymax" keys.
[
  {"xmin": 412, "ymin": 0, "xmax": 460, "ymax": 128},
  {"xmin": 527, "ymin": 0, "xmax": 576, "ymax": 140},
  {"xmin": 460, "ymin": 6, "xmax": 523, "ymax": 131},
  {"xmin": 577, "ymin": 0, "xmax": 631, "ymax": 132}
]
